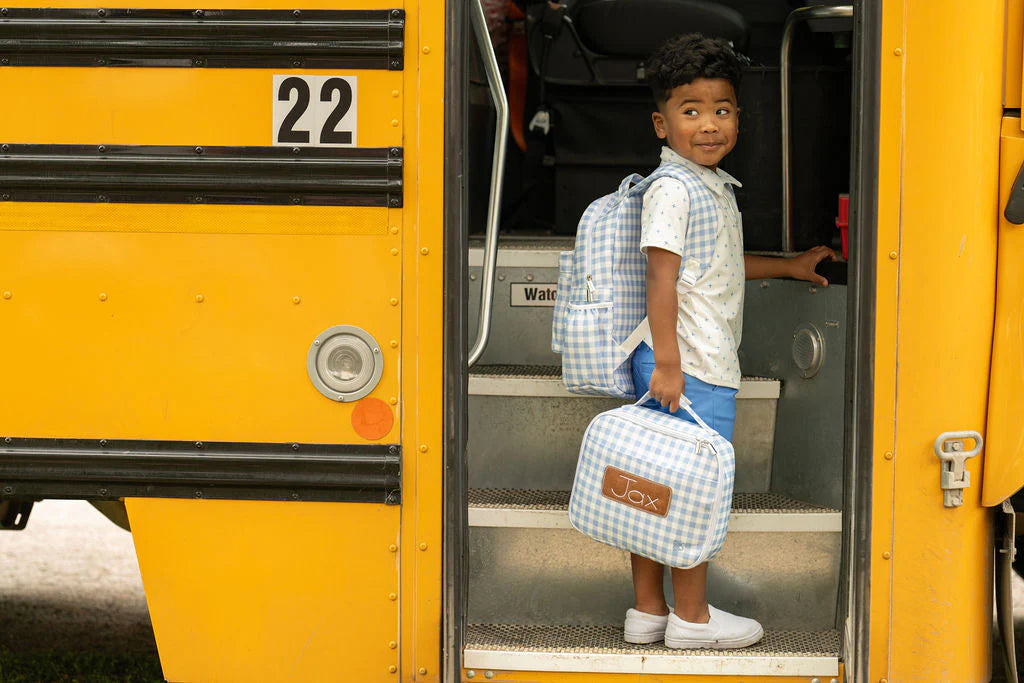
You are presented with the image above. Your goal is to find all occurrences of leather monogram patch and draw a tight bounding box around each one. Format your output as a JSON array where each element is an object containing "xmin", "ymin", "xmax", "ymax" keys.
[{"xmin": 601, "ymin": 466, "xmax": 671, "ymax": 517}]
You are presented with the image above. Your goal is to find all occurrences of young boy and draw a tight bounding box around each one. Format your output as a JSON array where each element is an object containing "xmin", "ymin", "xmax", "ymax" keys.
[{"xmin": 624, "ymin": 34, "xmax": 835, "ymax": 649}]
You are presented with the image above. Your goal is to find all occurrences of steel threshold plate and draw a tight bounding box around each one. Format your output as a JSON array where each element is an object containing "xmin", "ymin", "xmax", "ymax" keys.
[
  {"xmin": 469, "ymin": 365, "xmax": 781, "ymax": 399},
  {"xmin": 467, "ymin": 489, "xmax": 841, "ymax": 532},
  {"xmin": 464, "ymin": 624, "xmax": 840, "ymax": 676}
]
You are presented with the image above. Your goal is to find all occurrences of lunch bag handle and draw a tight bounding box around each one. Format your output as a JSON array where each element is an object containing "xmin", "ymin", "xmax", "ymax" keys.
[{"xmin": 633, "ymin": 391, "xmax": 714, "ymax": 434}]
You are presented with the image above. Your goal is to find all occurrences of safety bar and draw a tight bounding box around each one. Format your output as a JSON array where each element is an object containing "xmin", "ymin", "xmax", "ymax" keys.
[
  {"xmin": 781, "ymin": 5, "xmax": 853, "ymax": 252},
  {"xmin": 468, "ymin": 0, "xmax": 509, "ymax": 367}
]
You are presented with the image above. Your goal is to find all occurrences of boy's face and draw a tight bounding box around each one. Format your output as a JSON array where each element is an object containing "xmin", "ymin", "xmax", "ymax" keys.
[{"xmin": 652, "ymin": 78, "xmax": 738, "ymax": 171}]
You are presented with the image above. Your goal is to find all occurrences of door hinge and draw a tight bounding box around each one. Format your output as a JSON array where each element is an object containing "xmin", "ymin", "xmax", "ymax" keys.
[{"xmin": 933, "ymin": 431, "xmax": 983, "ymax": 507}]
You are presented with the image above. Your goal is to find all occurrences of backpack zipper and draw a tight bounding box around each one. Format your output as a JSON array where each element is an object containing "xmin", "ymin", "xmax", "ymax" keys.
[{"xmin": 585, "ymin": 274, "xmax": 596, "ymax": 302}]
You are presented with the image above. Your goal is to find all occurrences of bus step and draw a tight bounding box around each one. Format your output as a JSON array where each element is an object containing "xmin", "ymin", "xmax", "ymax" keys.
[
  {"xmin": 463, "ymin": 624, "xmax": 840, "ymax": 677},
  {"xmin": 469, "ymin": 365, "xmax": 780, "ymax": 399},
  {"xmin": 467, "ymin": 489, "xmax": 841, "ymax": 532},
  {"xmin": 468, "ymin": 367, "xmax": 780, "ymax": 493}
]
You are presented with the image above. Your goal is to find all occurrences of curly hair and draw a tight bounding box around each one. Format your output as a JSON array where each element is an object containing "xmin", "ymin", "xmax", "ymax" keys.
[{"xmin": 646, "ymin": 33, "xmax": 744, "ymax": 106}]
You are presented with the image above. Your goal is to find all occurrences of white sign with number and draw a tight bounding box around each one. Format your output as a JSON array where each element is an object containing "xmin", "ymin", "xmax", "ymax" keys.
[{"xmin": 273, "ymin": 75, "xmax": 357, "ymax": 147}]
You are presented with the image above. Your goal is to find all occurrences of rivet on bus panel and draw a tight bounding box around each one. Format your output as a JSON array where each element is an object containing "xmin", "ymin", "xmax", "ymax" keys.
[
  {"xmin": 388, "ymin": 641, "xmax": 397, "ymax": 649},
  {"xmin": 419, "ymin": 444, "xmax": 428, "ymax": 452},
  {"xmin": 388, "ymin": 665, "xmax": 397, "ymax": 673},
  {"xmin": 883, "ymin": 551, "xmax": 891, "ymax": 560},
  {"xmin": 422, "ymin": 46, "xmax": 431, "ymax": 54},
  {"xmin": 391, "ymin": 119, "xmax": 399, "ymax": 127},
  {"xmin": 390, "ymin": 340, "xmax": 398, "ymax": 348},
  {"xmin": 388, "ymin": 592, "xmax": 397, "ymax": 601},
  {"xmin": 99, "ymin": 293, "xmax": 107, "ymax": 301},
  {"xmin": 195, "ymin": 294, "xmax": 204, "ymax": 303},
  {"xmin": 388, "ymin": 544, "xmax": 397, "ymax": 552},
  {"xmin": 292, "ymin": 296, "xmax": 301, "ymax": 304},
  {"xmin": 420, "ymin": 247, "xmax": 429, "ymax": 255},
  {"xmin": 888, "ymin": 251, "xmax": 897, "ymax": 260},
  {"xmin": 419, "ymin": 667, "xmax": 428, "ymax": 675},
  {"xmin": 390, "ymin": 226, "xmax": 399, "ymax": 234},
  {"xmin": 419, "ymin": 542, "xmax": 428, "ymax": 551},
  {"xmin": 392, "ymin": 90, "xmax": 399, "ymax": 98},
  {"xmin": 884, "ymin": 451, "xmax": 893, "ymax": 460},
  {"xmin": 2, "ymin": 291, "xmax": 11, "ymax": 300},
  {"xmin": 893, "ymin": 47, "xmax": 902, "ymax": 56},
  {"xmin": 389, "ymin": 397, "xmax": 397, "ymax": 405},
  {"xmin": 880, "ymin": 679, "xmax": 889, "ymax": 683},
  {"xmin": 391, "ymin": 248, "xmax": 399, "ymax": 256},
  {"xmin": 390, "ymin": 297, "xmax": 399, "ymax": 306}
]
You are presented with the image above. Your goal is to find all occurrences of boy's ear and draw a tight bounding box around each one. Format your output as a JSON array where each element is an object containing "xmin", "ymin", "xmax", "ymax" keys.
[{"xmin": 651, "ymin": 111, "xmax": 667, "ymax": 139}]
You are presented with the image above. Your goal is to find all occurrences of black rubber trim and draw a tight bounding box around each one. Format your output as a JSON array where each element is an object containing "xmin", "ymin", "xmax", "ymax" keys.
[
  {"xmin": 443, "ymin": 0, "xmax": 468, "ymax": 678},
  {"xmin": 0, "ymin": 437, "xmax": 401, "ymax": 503},
  {"xmin": 0, "ymin": 8, "xmax": 405, "ymax": 69},
  {"xmin": 0, "ymin": 144, "xmax": 403, "ymax": 207},
  {"xmin": 844, "ymin": 1, "xmax": 880, "ymax": 680}
]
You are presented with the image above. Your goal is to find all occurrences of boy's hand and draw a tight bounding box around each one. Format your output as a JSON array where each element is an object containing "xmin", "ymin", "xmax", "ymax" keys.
[
  {"xmin": 788, "ymin": 246, "xmax": 837, "ymax": 286},
  {"xmin": 649, "ymin": 364, "xmax": 685, "ymax": 413}
]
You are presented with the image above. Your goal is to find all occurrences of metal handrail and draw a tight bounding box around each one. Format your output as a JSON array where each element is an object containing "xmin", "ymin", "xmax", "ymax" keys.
[
  {"xmin": 781, "ymin": 4, "xmax": 853, "ymax": 252},
  {"xmin": 467, "ymin": 0, "xmax": 509, "ymax": 367}
]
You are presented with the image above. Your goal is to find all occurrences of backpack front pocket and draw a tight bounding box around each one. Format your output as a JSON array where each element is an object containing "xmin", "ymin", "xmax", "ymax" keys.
[
  {"xmin": 561, "ymin": 301, "xmax": 629, "ymax": 397},
  {"xmin": 550, "ymin": 250, "xmax": 573, "ymax": 354}
]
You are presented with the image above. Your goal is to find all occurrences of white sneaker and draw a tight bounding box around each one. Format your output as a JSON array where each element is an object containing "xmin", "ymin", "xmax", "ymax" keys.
[
  {"xmin": 623, "ymin": 608, "xmax": 670, "ymax": 644},
  {"xmin": 664, "ymin": 605, "xmax": 764, "ymax": 649}
]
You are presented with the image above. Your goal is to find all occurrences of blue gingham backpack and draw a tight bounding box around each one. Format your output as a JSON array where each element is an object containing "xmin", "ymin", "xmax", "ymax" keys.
[
  {"xmin": 567, "ymin": 393, "xmax": 735, "ymax": 568},
  {"xmin": 551, "ymin": 162, "xmax": 720, "ymax": 398}
]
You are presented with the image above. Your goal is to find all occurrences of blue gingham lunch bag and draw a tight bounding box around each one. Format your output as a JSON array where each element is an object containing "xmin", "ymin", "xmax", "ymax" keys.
[{"xmin": 567, "ymin": 394, "xmax": 735, "ymax": 568}]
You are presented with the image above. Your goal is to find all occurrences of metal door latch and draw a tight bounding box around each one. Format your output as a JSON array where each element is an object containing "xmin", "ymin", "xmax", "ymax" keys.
[{"xmin": 933, "ymin": 431, "xmax": 983, "ymax": 507}]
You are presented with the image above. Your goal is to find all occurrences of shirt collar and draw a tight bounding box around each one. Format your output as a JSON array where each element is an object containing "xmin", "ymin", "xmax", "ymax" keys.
[{"xmin": 659, "ymin": 146, "xmax": 742, "ymax": 196}]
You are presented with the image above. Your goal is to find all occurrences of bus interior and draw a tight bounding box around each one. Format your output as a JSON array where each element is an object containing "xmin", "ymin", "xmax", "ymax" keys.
[{"xmin": 462, "ymin": 0, "xmax": 857, "ymax": 671}]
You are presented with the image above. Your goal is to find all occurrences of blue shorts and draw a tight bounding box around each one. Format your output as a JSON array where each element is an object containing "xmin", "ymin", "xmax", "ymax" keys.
[{"xmin": 631, "ymin": 342, "xmax": 738, "ymax": 442}]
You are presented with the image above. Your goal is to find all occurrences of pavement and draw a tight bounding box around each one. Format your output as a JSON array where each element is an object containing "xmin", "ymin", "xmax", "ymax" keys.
[{"xmin": 1, "ymin": 500, "xmax": 1022, "ymax": 681}]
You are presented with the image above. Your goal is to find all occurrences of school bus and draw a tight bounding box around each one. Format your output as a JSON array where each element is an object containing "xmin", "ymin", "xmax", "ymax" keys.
[{"xmin": 0, "ymin": 0, "xmax": 1020, "ymax": 681}]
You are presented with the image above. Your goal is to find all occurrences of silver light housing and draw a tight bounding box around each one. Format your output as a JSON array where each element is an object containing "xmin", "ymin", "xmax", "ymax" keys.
[{"xmin": 307, "ymin": 325, "xmax": 384, "ymax": 401}]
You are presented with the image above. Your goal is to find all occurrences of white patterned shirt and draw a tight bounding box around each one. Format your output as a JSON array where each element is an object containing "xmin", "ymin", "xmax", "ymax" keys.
[{"xmin": 640, "ymin": 146, "xmax": 744, "ymax": 389}]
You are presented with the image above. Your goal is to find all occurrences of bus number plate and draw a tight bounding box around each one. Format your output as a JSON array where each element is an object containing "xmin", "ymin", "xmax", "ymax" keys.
[{"xmin": 273, "ymin": 75, "xmax": 358, "ymax": 147}]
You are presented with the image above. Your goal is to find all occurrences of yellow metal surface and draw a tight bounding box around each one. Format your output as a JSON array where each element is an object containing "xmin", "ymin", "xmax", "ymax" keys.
[
  {"xmin": 983, "ymin": 119, "xmax": 1024, "ymax": 506},
  {"xmin": 0, "ymin": 68, "xmax": 401, "ymax": 147},
  {"xmin": 873, "ymin": 1, "xmax": 1002, "ymax": 681},
  {"xmin": 398, "ymin": 2, "xmax": 445, "ymax": 680},
  {"xmin": 459, "ymin": 668, "xmax": 844, "ymax": 683},
  {"xmin": 126, "ymin": 498, "xmax": 400, "ymax": 681},
  {"xmin": 1009, "ymin": 0, "xmax": 1023, "ymax": 109},
  {"xmin": 0, "ymin": 229, "xmax": 399, "ymax": 444}
]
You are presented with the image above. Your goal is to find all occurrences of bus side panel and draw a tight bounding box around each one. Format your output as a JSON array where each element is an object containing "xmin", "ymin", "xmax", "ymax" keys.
[
  {"xmin": 126, "ymin": 498, "xmax": 400, "ymax": 681},
  {"xmin": 0, "ymin": 226, "xmax": 399, "ymax": 445}
]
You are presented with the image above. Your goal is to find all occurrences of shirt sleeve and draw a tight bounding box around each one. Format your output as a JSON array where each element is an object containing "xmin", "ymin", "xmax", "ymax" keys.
[{"xmin": 640, "ymin": 177, "xmax": 690, "ymax": 257}]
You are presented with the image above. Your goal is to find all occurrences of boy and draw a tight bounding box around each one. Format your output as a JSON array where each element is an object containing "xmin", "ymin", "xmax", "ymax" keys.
[{"xmin": 624, "ymin": 34, "xmax": 835, "ymax": 649}]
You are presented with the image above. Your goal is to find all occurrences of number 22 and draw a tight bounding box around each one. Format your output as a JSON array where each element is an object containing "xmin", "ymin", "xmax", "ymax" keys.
[{"xmin": 277, "ymin": 77, "xmax": 353, "ymax": 145}]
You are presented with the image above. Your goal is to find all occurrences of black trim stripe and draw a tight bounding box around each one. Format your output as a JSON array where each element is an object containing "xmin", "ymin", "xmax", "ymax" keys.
[
  {"xmin": 0, "ymin": 437, "xmax": 401, "ymax": 503},
  {"xmin": 0, "ymin": 144, "xmax": 403, "ymax": 207},
  {"xmin": 0, "ymin": 8, "xmax": 405, "ymax": 69}
]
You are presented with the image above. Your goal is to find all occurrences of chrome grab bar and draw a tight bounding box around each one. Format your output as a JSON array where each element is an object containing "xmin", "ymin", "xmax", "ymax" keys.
[
  {"xmin": 781, "ymin": 5, "xmax": 853, "ymax": 252},
  {"xmin": 468, "ymin": 0, "xmax": 509, "ymax": 367}
]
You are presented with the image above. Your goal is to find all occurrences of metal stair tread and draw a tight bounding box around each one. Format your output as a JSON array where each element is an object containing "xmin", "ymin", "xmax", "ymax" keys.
[
  {"xmin": 468, "ymin": 489, "xmax": 841, "ymax": 532},
  {"xmin": 470, "ymin": 364, "xmax": 781, "ymax": 399},
  {"xmin": 463, "ymin": 624, "xmax": 840, "ymax": 676}
]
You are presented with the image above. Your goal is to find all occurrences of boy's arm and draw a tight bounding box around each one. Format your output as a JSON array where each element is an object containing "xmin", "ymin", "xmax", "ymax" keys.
[
  {"xmin": 744, "ymin": 246, "xmax": 836, "ymax": 286},
  {"xmin": 646, "ymin": 247, "xmax": 685, "ymax": 413}
]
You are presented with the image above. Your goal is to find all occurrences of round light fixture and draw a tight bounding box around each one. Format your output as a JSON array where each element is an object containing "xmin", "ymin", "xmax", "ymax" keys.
[{"xmin": 307, "ymin": 325, "xmax": 383, "ymax": 401}]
